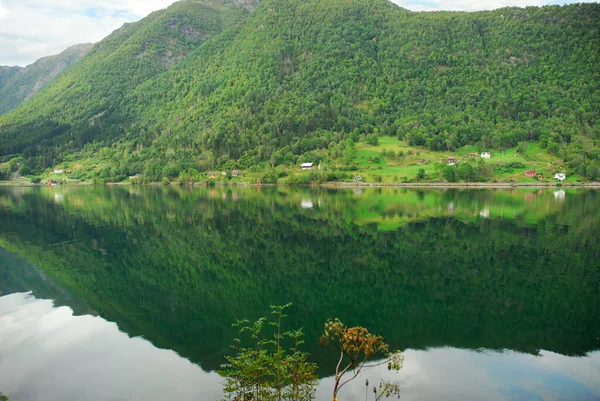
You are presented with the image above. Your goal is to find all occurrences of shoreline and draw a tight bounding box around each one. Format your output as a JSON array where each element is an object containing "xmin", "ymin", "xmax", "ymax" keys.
[
  {"xmin": 320, "ymin": 182, "xmax": 600, "ymax": 188},
  {"xmin": 1, "ymin": 181, "xmax": 599, "ymax": 189}
]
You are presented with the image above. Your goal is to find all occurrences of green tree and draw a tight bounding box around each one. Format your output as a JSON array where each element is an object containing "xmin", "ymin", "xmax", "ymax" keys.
[
  {"xmin": 442, "ymin": 166, "xmax": 457, "ymax": 182},
  {"xmin": 367, "ymin": 134, "xmax": 380, "ymax": 147},
  {"xmin": 518, "ymin": 142, "xmax": 529, "ymax": 155},
  {"xmin": 457, "ymin": 163, "xmax": 476, "ymax": 182},
  {"xmin": 586, "ymin": 165, "xmax": 599, "ymax": 181}
]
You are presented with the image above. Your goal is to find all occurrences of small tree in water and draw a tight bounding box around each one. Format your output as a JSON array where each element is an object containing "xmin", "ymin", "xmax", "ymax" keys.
[
  {"xmin": 219, "ymin": 304, "xmax": 318, "ymax": 401},
  {"xmin": 320, "ymin": 319, "xmax": 404, "ymax": 401}
]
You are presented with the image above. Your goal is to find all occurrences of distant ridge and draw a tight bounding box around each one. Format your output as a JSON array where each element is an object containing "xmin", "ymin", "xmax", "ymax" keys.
[{"xmin": 0, "ymin": 44, "xmax": 93, "ymax": 115}]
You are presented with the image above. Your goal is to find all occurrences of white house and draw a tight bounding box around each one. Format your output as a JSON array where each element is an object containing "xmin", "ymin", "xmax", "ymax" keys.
[
  {"xmin": 301, "ymin": 163, "xmax": 314, "ymax": 170},
  {"xmin": 554, "ymin": 173, "xmax": 566, "ymax": 181},
  {"xmin": 481, "ymin": 152, "xmax": 491, "ymax": 159},
  {"xmin": 53, "ymin": 169, "xmax": 64, "ymax": 174},
  {"xmin": 354, "ymin": 175, "xmax": 362, "ymax": 181}
]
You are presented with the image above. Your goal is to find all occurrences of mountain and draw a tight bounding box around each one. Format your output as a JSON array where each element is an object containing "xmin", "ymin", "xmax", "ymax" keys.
[
  {"xmin": 0, "ymin": 66, "xmax": 22, "ymax": 90},
  {"xmin": 0, "ymin": 0, "xmax": 598, "ymax": 181},
  {"xmin": 0, "ymin": 44, "xmax": 93, "ymax": 115}
]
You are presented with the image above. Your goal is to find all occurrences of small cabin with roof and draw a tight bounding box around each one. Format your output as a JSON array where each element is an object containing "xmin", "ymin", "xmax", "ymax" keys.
[
  {"xmin": 524, "ymin": 170, "xmax": 536, "ymax": 177},
  {"xmin": 232, "ymin": 170, "xmax": 240, "ymax": 177},
  {"xmin": 554, "ymin": 173, "xmax": 566, "ymax": 181},
  {"xmin": 301, "ymin": 163, "xmax": 314, "ymax": 170},
  {"xmin": 481, "ymin": 152, "xmax": 491, "ymax": 159}
]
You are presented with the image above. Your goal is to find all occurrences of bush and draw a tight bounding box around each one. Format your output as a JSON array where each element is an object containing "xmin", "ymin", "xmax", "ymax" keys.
[
  {"xmin": 19, "ymin": 165, "xmax": 32, "ymax": 176},
  {"xmin": 586, "ymin": 165, "xmax": 599, "ymax": 181},
  {"xmin": 162, "ymin": 176, "xmax": 170, "ymax": 185},
  {"xmin": 260, "ymin": 170, "xmax": 278, "ymax": 184},
  {"xmin": 219, "ymin": 305, "xmax": 318, "ymax": 401},
  {"xmin": 442, "ymin": 166, "xmax": 457, "ymax": 182},
  {"xmin": 367, "ymin": 133, "xmax": 379, "ymax": 146}
]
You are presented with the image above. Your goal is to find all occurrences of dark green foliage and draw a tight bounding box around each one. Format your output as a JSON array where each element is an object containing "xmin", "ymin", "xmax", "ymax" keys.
[
  {"xmin": 456, "ymin": 162, "xmax": 476, "ymax": 182},
  {"xmin": 367, "ymin": 133, "xmax": 380, "ymax": 146},
  {"xmin": 517, "ymin": 142, "xmax": 529, "ymax": 155},
  {"xmin": 495, "ymin": 161, "xmax": 525, "ymax": 174},
  {"xmin": 0, "ymin": 1, "xmax": 599, "ymax": 179},
  {"xmin": 260, "ymin": 169, "xmax": 279, "ymax": 184},
  {"xmin": 586, "ymin": 165, "xmax": 599, "ymax": 181},
  {"xmin": 441, "ymin": 166, "xmax": 457, "ymax": 182},
  {"xmin": 0, "ymin": 186, "xmax": 599, "ymax": 376}
]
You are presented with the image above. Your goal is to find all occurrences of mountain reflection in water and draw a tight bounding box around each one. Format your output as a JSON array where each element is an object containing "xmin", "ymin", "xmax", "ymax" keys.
[{"xmin": 0, "ymin": 186, "xmax": 599, "ymax": 401}]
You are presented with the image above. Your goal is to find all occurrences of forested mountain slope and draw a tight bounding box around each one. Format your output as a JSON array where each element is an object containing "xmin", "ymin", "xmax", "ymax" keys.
[
  {"xmin": 0, "ymin": 0, "xmax": 251, "ymax": 167},
  {"xmin": 0, "ymin": 0, "xmax": 598, "ymax": 181},
  {"xmin": 0, "ymin": 44, "xmax": 93, "ymax": 115}
]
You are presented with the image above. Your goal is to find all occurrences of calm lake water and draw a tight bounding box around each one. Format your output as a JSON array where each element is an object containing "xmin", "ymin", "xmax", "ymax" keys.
[{"xmin": 0, "ymin": 186, "xmax": 599, "ymax": 401}]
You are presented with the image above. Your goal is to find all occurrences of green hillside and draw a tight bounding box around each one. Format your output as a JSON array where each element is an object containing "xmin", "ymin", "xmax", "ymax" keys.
[
  {"xmin": 0, "ymin": 0, "xmax": 599, "ymax": 183},
  {"xmin": 0, "ymin": 44, "xmax": 93, "ymax": 115},
  {"xmin": 0, "ymin": 0, "xmax": 251, "ymax": 168}
]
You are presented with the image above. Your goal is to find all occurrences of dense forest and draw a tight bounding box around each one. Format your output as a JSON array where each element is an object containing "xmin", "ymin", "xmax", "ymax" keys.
[
  {"xmin": 0, "ymin": 0, "xmax": 599, "ymax": 182},
  {"xmin": 0, "ymin": 186, "xmax": 599, "ymax": 373}
]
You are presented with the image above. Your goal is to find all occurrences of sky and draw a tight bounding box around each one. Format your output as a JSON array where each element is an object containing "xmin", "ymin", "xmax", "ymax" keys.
[{"xmin": 0, "ymin": 0, "xmax": 596, "ymax": 66}]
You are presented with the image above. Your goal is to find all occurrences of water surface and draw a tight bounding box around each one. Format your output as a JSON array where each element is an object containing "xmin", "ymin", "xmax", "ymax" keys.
[{"xmin": 0, "ymin": 186, "xmax": 599, "ymax": 400}]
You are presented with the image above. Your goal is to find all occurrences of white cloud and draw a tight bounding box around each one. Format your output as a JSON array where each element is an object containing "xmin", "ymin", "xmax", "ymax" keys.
[
  {"xmin": 0, "ymin": 293, "xmax": 222, "ymax": 401},
  {"xmin": 0, "ymin": 0, "xmax": 178, "ymax": 66},
  {"xmin": 0, "ymin": 0, "xmax": 598, "ymax": 66},
  {"xmin": 391, "ymin": 0, "xmax": 598, "ymax": 12}
]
